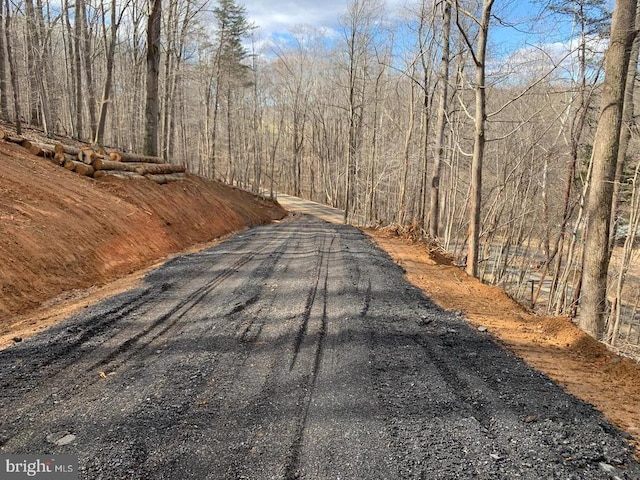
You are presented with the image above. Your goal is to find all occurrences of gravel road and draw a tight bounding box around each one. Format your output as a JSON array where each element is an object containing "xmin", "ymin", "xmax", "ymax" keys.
[{"xmin": 1, "ymin": 215, "xmax": 639, "ymax": 479}]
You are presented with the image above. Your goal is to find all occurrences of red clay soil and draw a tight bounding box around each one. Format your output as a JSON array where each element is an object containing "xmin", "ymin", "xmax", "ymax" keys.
[
  {"xmin": 368, "ymin": 228, "xmax": 640, "ymax": 455},
  {"xmin": 0, "ymin": 139, "xmax": 286, "ymax": 346}
]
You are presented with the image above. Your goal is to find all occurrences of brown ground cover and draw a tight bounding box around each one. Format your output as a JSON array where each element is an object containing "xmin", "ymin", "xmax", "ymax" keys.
[{"xmin": 0, "ymin": 139, "xmax": 285, "ymax": 348}]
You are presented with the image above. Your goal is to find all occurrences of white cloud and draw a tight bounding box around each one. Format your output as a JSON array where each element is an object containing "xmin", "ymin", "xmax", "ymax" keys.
[
  {"xmin": 244, "ymin": 0, "xmax": 341, "ymax": 36},
  {"xmin": 243, "ymin": 0, "xmax": 406, "ymax": 39},
  {"xmin": 488, "ymin": 34, "xmax": 608, "ymax": 87}
]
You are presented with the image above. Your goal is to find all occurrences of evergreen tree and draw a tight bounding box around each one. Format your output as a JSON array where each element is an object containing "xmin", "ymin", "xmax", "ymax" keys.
[
  {"xmin": 209, "ymin": 0, "xmax": 252, "ymax": 180},
  {"xmin": 543, "ymin": 0, "xmax": 611, "ymax": 82},
  {"xmin": 214, "ymin": 0, "xmax": 251, "ymax": 79}
]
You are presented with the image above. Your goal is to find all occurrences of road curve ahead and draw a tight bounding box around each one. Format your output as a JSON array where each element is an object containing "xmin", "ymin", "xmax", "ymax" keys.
[{"xmin": 1, "ymin": 215, "xmax": 638, "ymax": 479}]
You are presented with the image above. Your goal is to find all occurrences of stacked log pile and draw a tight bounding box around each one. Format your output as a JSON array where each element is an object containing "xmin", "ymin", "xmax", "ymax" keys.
[{"xmin": 0, "ymin": 129, "xmax": 186, "ymax": 184}]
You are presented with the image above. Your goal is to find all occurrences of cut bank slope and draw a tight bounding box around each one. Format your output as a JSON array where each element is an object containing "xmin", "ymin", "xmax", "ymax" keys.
[{"xmin": 0, "ymin": 140, "xmax": 286, "ymax": 327}]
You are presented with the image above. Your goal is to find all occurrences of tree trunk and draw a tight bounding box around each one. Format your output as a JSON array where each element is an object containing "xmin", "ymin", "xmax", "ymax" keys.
[
  {"xmin": 144, "ymin": 0, "xmax": 162, "ymax": 156},
  {"xmin": 94, "ymin": 170, "xmax": 145, "ymax": 180},
  {"xmin": 608, "ymin": 162, "xmax": 640, "ymax": 344},
  {"xmin": 145, "ymin": 173, "xmax": 186, "ymax": 184},
  {"xmin": 0, "ymin": 129, "xmax": 23, "ymax": 143},
  {"xmin": 398, "ymin": 73, "xmax": 415, "ymax": 225},
  {"xmin": 92, "ymin": 159, "xmax": 143, "ymax": 172},
  {"xmin": 0, "ymin": 0, "xmax": 9, "ymax": 121},
  {"xmin": 95, "ymin": 0, "xmax": 115, "ymax": 143},
  {"xmin": 80, "ymin": 0, "xmax": 97, "ymax": 140},
  {"xmin": 75, "ymin": 163, "xmax": 95, "ymax": 176},
  {"xmin": 73, "ymin": 0, "xmax": 83, "ymax": 138},
  {"xmin": 580, "ymin": 0, "xmax": 637, "ymax": 339},
  {"xmin": 4, "ymin": 0, "xmax": 20, "ymax": 135},
  {"xmin": 109, "ymin": 151, "xmax": 164, "ymax": 163},
  {"xmin": 609, "ymin": 6, "xmax": 640, "ymax": 254},
  {"xmin": 134, "ymin": 163, "xmax": 186, "ymax": 175},
  {"xmin": 34, "ymin": 0, "xmax": 52, "ymax": 134},
  {"xmin": 54, "ymin": 152, "xmax": 77, "ymax": 165},
  {"xmin": 464, "ymin": 0, "xmax": 494, "ymax": 277},
  {"xmin": 429, "ymin": 0, "xmax": 451, "ymax": 239},
  {"xmin": 24, "ymin": 0, "xmax": 40, "ymax": 126}
]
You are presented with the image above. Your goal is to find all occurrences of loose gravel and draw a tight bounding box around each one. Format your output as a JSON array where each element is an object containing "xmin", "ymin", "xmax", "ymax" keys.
[{"xmin": 1, "ymin": 215, "xmax": 638, "ymax": 479}]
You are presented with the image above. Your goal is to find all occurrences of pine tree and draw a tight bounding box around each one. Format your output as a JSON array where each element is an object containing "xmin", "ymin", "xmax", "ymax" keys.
[
  {"xmin": 209, "ymin": 0, "xmax": 252, "ymax": 180},
  {"xmin": 543, "ymin": 0, "xmax": 610, "ymax": 87}
]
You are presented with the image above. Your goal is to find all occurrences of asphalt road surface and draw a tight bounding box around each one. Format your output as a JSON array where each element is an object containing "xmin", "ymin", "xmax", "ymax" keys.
[{"xmin": 1, "ymin": 215, "xmax": 639, "ymax": 479}]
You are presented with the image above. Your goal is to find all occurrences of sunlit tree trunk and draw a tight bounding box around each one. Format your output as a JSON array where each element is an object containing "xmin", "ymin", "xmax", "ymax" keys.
[
  {"xmin": 457, "ymin": 0, "xmax": 494, "ymax": 277},
  {"xmin": 580, "ymin": 0, "xmax": 637, "ymax": 339},
  {"xmin": 609, "ymin": 6, "xmax": 640, "ymax": 254}
]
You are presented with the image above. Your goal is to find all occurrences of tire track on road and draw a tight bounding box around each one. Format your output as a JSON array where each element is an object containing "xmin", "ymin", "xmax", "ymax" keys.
[
  {"xmin": 284, "ymin": 234, "xmax": 334, "ymax": 480},
  {"xmin": 3, "ymin": 215, "xmax": 639, "ymax": 479},
  {"xmin": 0, "ymin": 225, "xmax": 294, "ymax": 458},
  {"xmin": 104, "ymin": 224, "xmax": 304, "ymax": 478},
  {"xmin": 88, "ymin": 232, "xmax": 288, "ymax": 374}
]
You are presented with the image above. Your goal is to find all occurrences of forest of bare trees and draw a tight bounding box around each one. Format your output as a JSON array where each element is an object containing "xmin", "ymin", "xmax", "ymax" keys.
[{"xmin": 2, "ymin": 0, "xmax": 640, "ymax": 350}]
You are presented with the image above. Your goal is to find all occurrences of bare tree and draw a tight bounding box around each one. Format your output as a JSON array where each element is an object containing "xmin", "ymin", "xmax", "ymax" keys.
[
  {"xmin": 580, "ymin": 0, "xmax": 637, "ymax": 339},
  {"xmin": 608, "ymin": 161, "xmax": 640, "ymax": 344},
  {"xmin": 340, "ymin": 0, "xmax": 383, "ymax": 223},
  {"xmin": 0, "ymin": 0, "xmax": 9, "ymax": 121},
  {"xmin": 4, "ymin": 0, "xmax": 20, "ymax": 134},
  {"xmin": 143, "ymin": 0, "xmax": 162, "ymax": 156},
  {"xmin": 73, "ymin": 0, "xmax": 83, "ymax": 137},
  {"xmin": 208, "ymin": 0, "xmax": 251, "ymax": 178},
  {"xmin": 609, "ymin": 6, "xmax": 640, "ymax": 253},
  {"xmin": 80, "ymin": 0, "xmax": 97, "ymax": 140},
  {"xmin": 397, "ymin": 65, "xmax": 416, "ymax": 225},
  {"xmin": 455, "ymin": 0, "xmax": 495, "ymax": 277},
  {"xmin": 429, "ymin": 0, "xmax": 452, "ymax": 239},
  {"xmin": 96, "ymin": 0, "xmax": 128, "ymax": 144}
]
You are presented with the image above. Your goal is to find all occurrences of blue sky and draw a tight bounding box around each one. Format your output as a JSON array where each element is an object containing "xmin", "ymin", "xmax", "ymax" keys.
[
  {"xmin": 241, "ymin": 0, "xmax": 614, "ymax": 59},
  {"xmin": 242, "ymin": 0, "xmax": 404, "ymax": 36}
]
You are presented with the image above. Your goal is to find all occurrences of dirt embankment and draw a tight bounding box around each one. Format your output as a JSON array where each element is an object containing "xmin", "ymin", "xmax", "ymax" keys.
[{"xmin": 0, "ymin": 140, "xmax": 286, "ymax": 341}]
